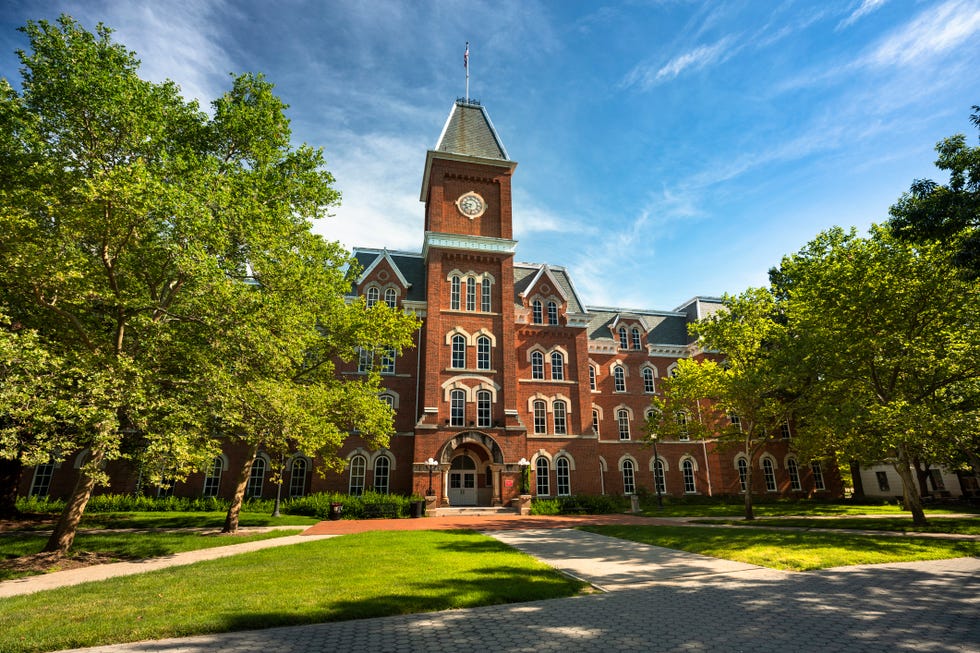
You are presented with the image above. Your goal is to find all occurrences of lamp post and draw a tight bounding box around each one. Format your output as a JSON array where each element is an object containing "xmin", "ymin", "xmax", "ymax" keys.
[
  {"xmin": 425, "ymin": 457, "xmax": 439, "ymax": 496},
  {"xmin": 651, "ymin": 435, "xmax": 664, "ymax": 509},
  {"xmin": 518, "ymin": 457, "xmax": 530, "ymax": 494}
]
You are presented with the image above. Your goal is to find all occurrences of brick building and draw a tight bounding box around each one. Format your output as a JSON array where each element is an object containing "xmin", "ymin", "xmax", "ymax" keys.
[{"xmin": 20, "ymin": 99, "xmax": 840, "ymax": 505}]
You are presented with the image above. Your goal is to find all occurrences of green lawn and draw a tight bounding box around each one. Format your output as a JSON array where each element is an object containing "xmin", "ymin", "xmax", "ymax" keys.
[
  {"xmin": 0, "ymin": 530, "xmax": 586, "ymax": 653},
  {"xmin": 637, "ymin": 500, "xmax": 978, "ymax": 518},
  {"xmin": 582, "ymin": 524, "xmax": 980, "ymax": 571},
  {"xmin": 690, "ymin": 516, "xmax": 980, "ymax": 535},
  {"xmin": 10, "ymin": 511, "xmax": 320, "ymax": 531}
]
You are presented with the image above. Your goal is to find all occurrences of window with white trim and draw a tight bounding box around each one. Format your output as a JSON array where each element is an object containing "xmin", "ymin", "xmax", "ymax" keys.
[
  {"xmin": 589, "ymin": 365, "xmax": 597, "ymax": 391},
  {"xmin": 289, "ymin": 458, "xmax": 307, "ymax": 497},
  {"xmin": 349, "ymin": 455, "xmax": 366, "ymax": 495},
  {"xmin": 366, "ymin": 286, "xmax": 379, "ymax": 307},
  {"xmin": 613, "ymin": 365, "xmax": 626, "ymax": 392},
  {"xmin": 374, "ymin": 456, "xmax": 390, "ymax": 494},
  {"xmin": 642, "ymin": 367, "xmax": 655, "ymax": 393},
  {"xmin": 781, "ymin": 422, "xmax": 792, "ymax": 439},
  {"xmin": 729, "ymin": 413, "xmax": 741, "ymax": 431},
  {"xmin": 357, "ymin": 347, "xmax": 373, "ymax": 373},
  {"xmin": 737, "ymin": 458, "xmax": 748, "ymax": 493},
  {"xmin": 617, "ymin": 409, "xmax": 631, "ymax": 440},
  {"xmin": 547, "ymin": 301, "xmax": 558, "ymax": 325},
  {"xmin": 477, "ymin": 336, "xmax": 491, "ymax": 370},
  {"xmin": 787, "ymin": 458, "xmax": 801, "ymax": 491},
  {"xmin": 477, "ymin": 390, "xmax": 492, "ymax": 428},
  {"xmin": 450, "ymin": 389, "xmax": 465, "ymax": 427},
  {"xmin": 380, "ymin": 347, "xmax": 395, "ymax": 375},
  {"xmin": 631, "ymin": 327, "xmax": 641, "ymax": 350},
  {"xmin": 532, "ymin": 300, "xmax": 543, "ymax": 324},
  {"xmin": 618, "ymin": 327, "xmax": 628, "ymax": 349},
  {"xmin": 466, "ymin": 277, "xmax": 476, "ymax": 311},
  {"xmin": 811, "ymin": 461, "xmax": 826, "ymax": 490},
  {"xmin": 531, "ymin": 351, "xmax": 544, "ymax": 379},
  {"xmin": 246, "ymin": 457, "xmax": 266, "ymax": 498},
  {"xmin": 384, "ymin": 288, "xmax": 397, "ymax": 308},
  {"xmin": 533, "ymin": 400, "xmax": 547, "ymax": 434},
  {"xmin": 481, "ymin": 278, "xmax": 491, "ymax": 312},
  {"xmin": 676, "ymin": 411, "xmax": 689, "ymax": 441},
  {"xmin": 556, "ymin": 457, "xmax": 570, "ymax": 496},
  {"xmin": 450, "ymin": 276, "xmax": 461, "ymax": 310},
  {"xmin": 451, "ymin": 334, "xmax": 466, "ymax": 369},
  {"xmin": 29, "ymin": 462, "xmax": 55, "ymax": 497},
  {"xmin": 379, "ymin": 393, "xmax": 395, "ymax": 409},
  {"xmin": 592, "ymin": 409, "xmax": 600, "ymax": 435},
  {"xmin": 536, "ymin": 458, "xmax": 550, "ymax": 495},
  {"xmin": 682, "ymin": 459, "xmax": 696, "ymax": 493},
  {"xmin": 550, "ymin": 351, "xmax": 565, "ymax": 380},
  {"xmin": 622, "ymin": 459, "xmax": 635, "ymax": 494},
  {"xmin": 202, "ymin": 457, "xmax": 222, "ymax": 497},
  {"xmin": 553, "ymin": 400, "xmax": 567, "ymax": 435},
  {"xmin": 762, "ymin": 458, "xmax": 777, "ymax": 492},
  {"xmin": 649, "ymin": 458, "xmax": 664, "ymax": 494}
]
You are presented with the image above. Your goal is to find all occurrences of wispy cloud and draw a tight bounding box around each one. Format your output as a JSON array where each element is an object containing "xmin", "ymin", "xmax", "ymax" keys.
[
  {"xmin": 865, "ymin": 0, "xmax": 980, "ymax": 67},
  {"xmin": 837, "ymin": 0, "xmax": 889, "ymax": 31},
  {"xmin": 623, "ymin": 36, "xmax": 737, "ymax": 89}
]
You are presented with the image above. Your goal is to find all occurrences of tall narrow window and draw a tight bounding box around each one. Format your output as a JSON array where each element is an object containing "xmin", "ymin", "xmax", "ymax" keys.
[
  {"xmin": 653, "ymin": 459, "xmax": 666, "ymax": 494},
  {"xmin": 477, "ymin": 336, "xmax": 491, "ymax": 370},
  {"xmin": 589, "ymin": 365, "xmax": 597, "ymax": 391},
  {"xmin": 553, "ymin": 400, "xmax": 567, "ymax": 435},
  {"xmin": 477, "ymin": 390, "xmax": 492, "ymax": 428},
  {"xmin": 617, "ymin": 409, "xmax": 631, "ymax": 440},
  {"xmin": 532, "ymin": 300, "xmax": 543, "ymax": 324},
  {"xmin": 202, "ymin": 457, "xmax": 223, "ymax": 497},
  {"xmin": 622, "ymin": 459, "xmax": 635, "ymax": 495},
  {"xmin": 366, "ymin": 287, "xmax": 379, "ymax": 307},
  {"xmin": 536, "ymin": 458, "xmax": 550, "ymax": 496},
  {"xmin": 384, "ymin": 288, "xmax": 397, "ymax": 308},
  {"xmin": 531, "ymin": 351, "xmax": 544, "ymax": 379},
  {"xmin": 811, "ymin": 461, "xmax": 826, "ymax": 490},
  {"xmin": 762, "ymin": 458, "xmax": 777, "ymax": 492},
  {"xmin": 357, "ymin": 347, "xmax": 373, "ymax": 373},
  {"xmin": 466, "ymin": 277, "xmax": 476, "ymax": 311},
  {"xmin": 450, "ymin": 276, "xmax": 461, "ymax": 310},
  {"xmin": 556, "ymin": 457, "xmax": 570, "ymax": 496},
  {"xmin": 29, "ymin": 462, "xmax": 55, "ymax": 497},
  {"xmin": 618, "ymin": 327, "xmax": 628, "ymax": 349},
  {"xmin": 533, "ymin": 400, "xmax": 547, "ymax": 434},
  {"xmin": 676, "ymin": 411, "xmax": 689, "ymax": 441},
  {"xmin": 642, "ymin": 368, "xmax": 655, "ymax": 393},
  {"xmin": 631, "ymin": 327, "xmax": 641, "ymax": 350},
  {"xmin": 289, "ymin": 458, "xmax": 308, "ymax": 497},
  {"xmin": 550, "ymin": 351, "xmax": 565, "ymax": 380},
  {"xmin": 450, "ymin": 389, "xmax": 465, "ymax": 427},
  {"xmin": 481, "ymin": 278, "xmax": 492, "ymax": 312},
  {"xmin": 682, "ymin": 459, "xmax": 696, "ymax": 493},
  {"xmin": 374, "ymin": 456, "xmax": 390, "ymax": 494},
  {"xmin": 729, "ymin": 413, "xmax": 741, "ymax": 431},
  {"xmin": 246, "ymin": 457, "xmax": 266, "ymax": 498},
  {"xmin": 380, "ymin": 347, "xmax": 395, "ymax": 375},
  {"xmin": 613, "ymin": 365, "xmax": 626, "ymax": 392},
  {"xmin": 737, "ymin": 458, "xmax": 748, "ymax": 493},
  {"xmin": 592, "ymin": 408, "xmax": 600, "ymax": 435},
  {"xmin": 547, "ymin": 301, "xmax": 558, "ymax": 325},
  {"xmin": 781, "ymin": 422, "xmax": 792, "ymax": 439},
  {"xmin": 787, "ymin": 458, "xmax": 801, "ymax": 491},
  {"xmin": 349, "ymin": 455, "xmax": 366, "ymax": 495},
  {"xmin": 451, "ymin": 334, "xmax": 466, "ymax": 369}
]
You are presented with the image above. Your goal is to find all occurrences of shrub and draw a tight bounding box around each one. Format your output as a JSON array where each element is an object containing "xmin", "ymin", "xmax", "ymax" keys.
[
  {"xmin": 14, "ymin": 495, "xmax": 65, "ymax": 514},
  {"xmin": 529, "ymin": 498, "xmax": 560, "ymax": 515}
]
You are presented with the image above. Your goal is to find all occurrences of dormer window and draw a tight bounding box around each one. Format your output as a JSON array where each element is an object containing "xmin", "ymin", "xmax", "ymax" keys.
[
  {"xmin": 547, "ymin": 301, "xmax": 559, "ymax": 326},
  {"xmin": 366, "ymin": 287, "xmax": 379, "ymax": 308},
  {"xmin": 631, "ymin": 327, "xmax": 641, "ymax": 350},
  {"xmin": 384, "ymin": 288, "xmax": 397, "ymax": 308},
  {"xmin": 618, "ymin": 327, "xmax": 628, "ymax": 349},
  {"xmin": 532, "ymin": 300, "xmax": 543, "ymax": 324}
]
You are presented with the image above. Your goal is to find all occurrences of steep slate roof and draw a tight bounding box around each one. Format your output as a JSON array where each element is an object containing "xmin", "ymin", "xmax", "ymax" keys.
[
  {"xmin": 512, "ymin": 262, "xmax": 586, "ymax": 314},
  {"xmin": 350, "ymin": 248, "xmax": 427, "ymax": 303},
  {"xmin": 435, "ymin": 100, "xmax": 510, "ymax": 161},
  {"xmin": 584, "ymin": 308, "xmax": 690, "ymax": 346}
]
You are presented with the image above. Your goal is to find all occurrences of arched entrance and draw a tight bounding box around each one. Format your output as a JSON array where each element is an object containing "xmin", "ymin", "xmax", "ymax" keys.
[
  {"xmin": 447, "ymin": 454, "xmax": 478, "ymax": 505},
  {"xmin": 436, "ymin": 431, "xmax": 505, "ymax": 507}
]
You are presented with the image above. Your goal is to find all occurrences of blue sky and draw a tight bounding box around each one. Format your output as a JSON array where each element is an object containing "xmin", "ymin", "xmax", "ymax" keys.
[{"xmin": 3, "ymin": 1, "xmax": 979, "ymax": 310}]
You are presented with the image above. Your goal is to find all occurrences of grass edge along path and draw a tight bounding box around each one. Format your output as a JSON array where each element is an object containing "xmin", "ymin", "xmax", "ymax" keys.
[
  {"xmin": 582, "ymin": 524, "xmax": 980, "ymax": 572},
  {"xmin": 0, "ymin": 530, "xmax": 586, "ymax": 653},
  {"xmin": 687, "ymin": 516, "xmax": 980, "ymax": 535}
]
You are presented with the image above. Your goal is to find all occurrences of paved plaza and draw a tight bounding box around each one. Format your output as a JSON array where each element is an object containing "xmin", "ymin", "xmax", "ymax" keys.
[{"xmin": 54, "ymin": 525, "xmax": 980, "ymax": 653}]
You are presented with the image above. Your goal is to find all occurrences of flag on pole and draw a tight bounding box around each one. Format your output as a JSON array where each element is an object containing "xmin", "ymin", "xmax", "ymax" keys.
[{"xmin": 464, "ymin": 42, "xmax": 469, "ymax": 70}]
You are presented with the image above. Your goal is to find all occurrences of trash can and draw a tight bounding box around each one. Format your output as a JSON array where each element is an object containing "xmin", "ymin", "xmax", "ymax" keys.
[
  {"xmin": 409, "ymin": 500, "xmax": 425, "ymax": 518},
  {"xmin": 328, "ymin": 502, "xmax": 343, "ymax": 521}
]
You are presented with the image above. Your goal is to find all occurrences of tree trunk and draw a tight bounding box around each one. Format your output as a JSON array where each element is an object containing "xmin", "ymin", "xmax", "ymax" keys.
[
  {"xmin": 893, "ymin": 451, "xmax": 927, "ymax": 526},
  {"xmin": 223, "ymin": 444, "xmax": 258, "ymax": 534},
  {"xmin": 743, "ymin": 464, "xmax": 755, "ymax": 520},
  {"xmin": 0, "ymin": 458, "xmax": 24, "ymax": 518},
  {"xmin": 849, "ymin": 460, "xmax": 865, "ymax": 499},
  {"xmin": 44, "ymin": 447, "xmax": 105, "ymax": 554},
  {"xmin": 913, "ymin": 458, "xmax": 932, "ymax": 498}
]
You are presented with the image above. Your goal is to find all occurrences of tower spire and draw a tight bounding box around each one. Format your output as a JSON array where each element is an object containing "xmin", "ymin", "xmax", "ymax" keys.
[{"xmin": 464, "ymin": 41, "xmax": 469, "ymax": 102}]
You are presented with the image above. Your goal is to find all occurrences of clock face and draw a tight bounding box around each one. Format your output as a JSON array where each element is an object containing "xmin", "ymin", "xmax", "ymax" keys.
[{"xmin": 456, "ymin": 192, "xmax": 486, "ymax": 218}]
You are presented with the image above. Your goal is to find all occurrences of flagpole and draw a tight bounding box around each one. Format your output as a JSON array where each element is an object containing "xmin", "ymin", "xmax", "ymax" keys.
[{"xmin": 464, "ymin": 41, "xmax": 469, "ymax": 102}]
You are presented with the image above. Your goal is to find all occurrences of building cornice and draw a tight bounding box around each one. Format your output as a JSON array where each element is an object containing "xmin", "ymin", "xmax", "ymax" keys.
[{"xmin": 423, "ymin": 231, "xmax": 517, "ymax": 259}]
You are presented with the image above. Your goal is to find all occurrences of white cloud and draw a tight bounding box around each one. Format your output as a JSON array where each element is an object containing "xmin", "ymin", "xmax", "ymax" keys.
[
  {"xmin": 837, "ymin": 0, "xmax": 889, "ymax": 30},
  {"xmin": 623, "ymin": 36, "xmax": 737, "ymax": 89},
  {"xmin": 866, "ymin": 0, "xmax": 980, "ymax": 67}
]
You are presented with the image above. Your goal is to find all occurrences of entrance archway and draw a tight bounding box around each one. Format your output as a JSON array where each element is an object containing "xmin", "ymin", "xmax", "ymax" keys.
[{"xmin": 447, "ymin": 454, "xmax": 478, "ymax": 506}]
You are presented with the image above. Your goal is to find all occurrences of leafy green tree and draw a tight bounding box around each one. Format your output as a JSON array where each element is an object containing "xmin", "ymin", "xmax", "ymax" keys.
[
  {"xmin": 772, "ymin": 226, "xmax": 980, "ymax": 525},
  {"xmin": 889, "ymin": 106, "xmax": 980, "ymax": 278},
  {"xmin": 0, "ymin": 16, "xmax": 416, "ymax": 551}
]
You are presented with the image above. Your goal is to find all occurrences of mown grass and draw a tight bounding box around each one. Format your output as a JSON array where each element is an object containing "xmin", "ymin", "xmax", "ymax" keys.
[
  {"xmin": 636, "ymin": 499, "xmax": 978, "ymax": 518},
  {"xmin": 690, "ymin": 516, "xmax": 980, "ymax": 535},
  {"xmin": 582, "ymin": 524, "xmax": 980, "ymax": 571},
  {"xmin": 0, "ymin": 530, "xmax": 586, "ymax": 653},
  {"xmin": 10, "ymin": 511, "xmax": 320, "ymax": 531}
]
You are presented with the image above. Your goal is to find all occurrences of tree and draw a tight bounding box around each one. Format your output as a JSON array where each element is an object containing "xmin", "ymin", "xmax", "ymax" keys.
[
  {"xmin": 772, "ymin": 226, "xmax": 980, "ymax": 525},
  {"xmin": 651, "ymin": 288, "xmax": 794, "ymax": 520},
  {"xmin": 0, "ymin": 16, "xmax": 416, "ymax": 551},
  {"xmin": 889, "ymin": 106, "xmax": 980, "ymax": 278}
]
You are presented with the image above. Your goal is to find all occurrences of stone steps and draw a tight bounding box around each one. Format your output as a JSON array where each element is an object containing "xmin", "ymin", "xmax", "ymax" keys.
[{"xmin": 432, "ymin": 506, "xmax": 519, "ymax": 517}]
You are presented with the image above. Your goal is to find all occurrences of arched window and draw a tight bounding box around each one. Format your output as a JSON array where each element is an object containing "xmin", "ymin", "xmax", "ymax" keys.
[
  {"xmin": 29, "ymin": 462, "xmax": 55, "ymax": 497},
  {"xmin": 451, "ymin": 334, "xmax": 466, "ymax": 369},
  {"xmin": 550, "ymin": 351, "xmax": 565, "ymax": 380},
  {"xmin": 556, "ymin": 458, "xmax": 571, "ymax": 496},
  {"xmin": 618, "ymin": 327, "xmax": 628, "ymax": 349},
  {"xmin": 380, "ymin": 347, "xmax": 395, "ymax": 375},
  {"xmin": 379, "ymin": 393, "xmax": 395, "ymax": 409},
  {"xmin": 481, "ymin": 278, "xmax": 492, "ymax": 312},
  {"xmin": 450, "ymin": 389, "xmax": 465, "ymax": 427},
  {"xmin": 532, "ymin": 300, "xmax": 543, "ymax": 324},
  {"xmin": 811, "ymin": 461, "xmax": 826, "ymax": 490},
  {"xmin": 450, "ymin": 276, "xmax": 461, "ymax": 310},
  {"xmin": 592, "ymin": 408, "xmax": 600, "ymax": 435},
  {"xmin": 676, "ymin": 411, "xmax": 689, "ymax": 441},
  {"xmin": 682, "ymin": 459, "xmax": 696, "ymax": 493},
  {"xmin": 781, "ymin": 422, "xmax": 792, "ymax": 439},
  {"xmin": 289, "ymin": 458, "xmax": 308, "ymax": 498},
  {"xmin": 553, "ymin": 400, "xmax": 567, "ymax": 435},
  {"xmin": 737, "ymin": 458, "xmax": 748, "ymax": 493},
  {"xmin": 536, "ymin": 458, "xmax": 550, "ymax": 496},
  {"xmin": 547, "ymin": 301, "xmax": 559, "ymax": 325},
  {"xmin": 617, "ymin": 409, "xmax": 631, "ymax": 440},
  {"xmin": 477, "ymin": 390, "xmax": 492, "ymax": 428},
  {"xmin": 613, "ymin": 365, "xmax": 626, "ymax": 392},
  {"xmin": 762, "ymin": 458, "xmax": 777, "ymax": 492},
  {"xmin": 477, "ymin": 336, "xmax": 491, "ymax": 370},
  {"xmin": 466, "ymin": 277, "xmax": 476, "ymax": 311},
  {"xmin": 589, "ymin": 365, "xmax": 597, "ymax": 391},
  {"xmin": 787, "ymin": 458, "xmax": 801, "ymax": 491},
  {"xmin": 349, "ymin": 455, "xmax": 366, "ymax": 495},
  {"xmin": 374, "ymin": 456, "xmax": 390, "ymax": 494},
  {"xmin": 631, "ymin": 327, "xmax": 641, "ymax": 350},
  {"xmin": 533, "ymin": 400, "xmax": 547, "ymax": 434},
  {"xmin": 653, "ymin": 458, "xmax": 666, "ymax": 494},
  {"xmin": 383, "ymin": 288, "xmax": 396, "ymax": 308},
  {"xmin": 366, "ymin": 286, "xmax": 379, "ymax": 308},
  {"xmin": 202, "ymin": 457, "xmax": 223, "ymax": 497},
  {"xmin": 531, "ymin": 351, "xmax": 544, "ymax": 379},
  {"xmin": 642, "ymin": 367, "xmax": 655, "ymax": 393},
  {"xmin": 246, "ymin": 457, "xmax": 266, "ymax": 498},
  {"xmin": 729, "ymin": 413, "xmax": 741, "ymax": 431},
  {"xmin": 622, "ymin": 459, "xmax": 635, "ymax": 494}
]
